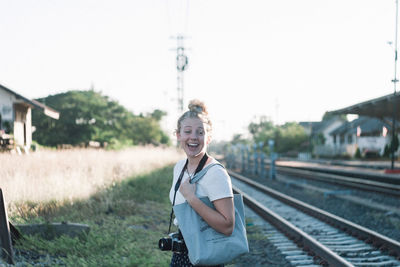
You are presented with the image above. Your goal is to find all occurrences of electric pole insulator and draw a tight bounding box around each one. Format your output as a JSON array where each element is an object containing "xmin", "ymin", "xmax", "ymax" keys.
[{"xmin": 177, "ymin": 54, "xmax": 188, "ymax": 72}]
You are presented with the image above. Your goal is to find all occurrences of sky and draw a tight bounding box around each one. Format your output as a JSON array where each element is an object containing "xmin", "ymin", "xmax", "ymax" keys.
[{"xmin": 0, "ymin": 0, "xmax": 397, "ymax": 141}]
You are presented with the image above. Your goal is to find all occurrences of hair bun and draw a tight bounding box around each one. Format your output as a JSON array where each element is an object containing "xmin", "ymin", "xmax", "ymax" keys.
[{"xmin": 188, "ymin": 99, "xmax": 208, "ymax": 115}]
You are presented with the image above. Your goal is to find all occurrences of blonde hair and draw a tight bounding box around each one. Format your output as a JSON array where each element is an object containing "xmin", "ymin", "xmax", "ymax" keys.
[{"xmin": 176, "ymin": 99, "xmax": 212, "ymax": 136}]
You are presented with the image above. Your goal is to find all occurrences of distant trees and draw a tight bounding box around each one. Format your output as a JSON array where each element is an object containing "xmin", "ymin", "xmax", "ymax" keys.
[
  {"xmin": 32, "ymin": 90, "xmax": 170, "ymax": 147},
  {"xmin": 322, "ymin": 111, "xmax": 347, "ymax": 122},
  {"xmin": 232, "ymin": 116, "xmax": 309, "ymax": 155},
  {"xmin": 274, "ymin": 122, "xmax": 309, "ymax": 153}
]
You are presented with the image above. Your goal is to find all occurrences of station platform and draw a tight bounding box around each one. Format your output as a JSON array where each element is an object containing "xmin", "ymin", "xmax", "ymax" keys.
[{"xmin": 276, "ymin": 158, "xmax": 400, "ymax": 185}]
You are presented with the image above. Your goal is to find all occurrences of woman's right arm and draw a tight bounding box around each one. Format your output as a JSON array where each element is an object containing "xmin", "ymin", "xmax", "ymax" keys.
[{"xmin": 179, "ymin": 178, "xmax": 235, "ymax": 236}]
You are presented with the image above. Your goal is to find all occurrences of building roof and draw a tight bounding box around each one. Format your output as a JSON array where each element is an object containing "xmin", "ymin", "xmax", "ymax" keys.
[
  {"xmin": 0, "ymin": 84, "xmax": 59, "ymax": 119},
  {"xmin": 330, "ymin": 116, "xmax": 390, "ymax": 135},
  {"xmin": 327, "ymin": 91, "xmax": 400, "ymax": 120},
  {"xmin": 300, "ymin": 117, "xmax": 344, "ymax": 135}
]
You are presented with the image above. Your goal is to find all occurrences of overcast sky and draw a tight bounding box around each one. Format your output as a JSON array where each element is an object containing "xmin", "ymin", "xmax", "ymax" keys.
[{"xmin": 0, "ymin": 0, "xmax": 396, "ymax": 141}]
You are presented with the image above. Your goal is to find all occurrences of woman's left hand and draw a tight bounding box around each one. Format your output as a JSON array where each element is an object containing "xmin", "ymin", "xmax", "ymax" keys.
[{"xmin": 179, "ymin": 178, "xmax": 196, "ymax": 201}]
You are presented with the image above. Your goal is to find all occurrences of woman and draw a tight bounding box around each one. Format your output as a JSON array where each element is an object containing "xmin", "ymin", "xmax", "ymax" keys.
[{"xmin": 169, "ymin": 100, "xmax": 235, "ymax": 267}]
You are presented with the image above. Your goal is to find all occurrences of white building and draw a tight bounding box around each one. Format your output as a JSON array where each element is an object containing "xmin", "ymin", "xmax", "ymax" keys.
[
  {"xmin": 300, "ymin": 117, "xmax": 346, "ymax": 157},
  {"xmin": 330, "ymin": 116, "xmax": 391, "ymax": 157},
  {"xmin": 0, "ymin": 84, "xmax": 59, "ymax": 150}
]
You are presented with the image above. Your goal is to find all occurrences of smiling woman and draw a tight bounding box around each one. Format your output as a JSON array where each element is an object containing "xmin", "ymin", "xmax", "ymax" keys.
[
  {"xmin": 176, "ymin": 100, "xmax": 212, "ymax": 162},
  {"xmin": 165, "ymin": 100, "xmax": 235, "ymax": 267}
]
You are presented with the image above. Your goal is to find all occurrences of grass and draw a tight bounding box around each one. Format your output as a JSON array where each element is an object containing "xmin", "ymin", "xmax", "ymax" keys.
[
  {"xmin": 0, "ymin": 147, "xmax": 183, "ymax": 266},
  {"xmin": 2, "ymin": 148, "xmax": 264, "ymax": 266},
  {"xmin": 1, "ymin": 146, "xmax": 182, "ymax": 207},
  {"xmin": 12, "ymin": 165, "xmax": 178, "ymax": 266}
]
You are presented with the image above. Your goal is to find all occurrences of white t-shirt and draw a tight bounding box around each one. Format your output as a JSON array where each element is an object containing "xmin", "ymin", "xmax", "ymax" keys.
[{"xmin": 169, "ymin": 158, "xmax": 234, "ymax": 207}]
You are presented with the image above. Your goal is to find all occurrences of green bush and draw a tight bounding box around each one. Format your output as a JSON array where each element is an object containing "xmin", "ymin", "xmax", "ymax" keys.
[{"xmin": 354, "ymin": 148, "xmax": 362, "ymax": 159}]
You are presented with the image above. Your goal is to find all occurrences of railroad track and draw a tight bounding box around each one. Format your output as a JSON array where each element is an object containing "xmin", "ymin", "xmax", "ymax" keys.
[
  {"xmin": 228, "ymin": 156, "xmax": 400, "ymax": 197},
  {"xmin": 274, "ymin": 164, "xmax": 400, "ymax": 198},
  {"xmin": 243, "ymin": 157, "xmax": 400, "ymax": 197},
  {"xmin": 230, "ymin": 170, "xmax": 400, "ymax": 267}
]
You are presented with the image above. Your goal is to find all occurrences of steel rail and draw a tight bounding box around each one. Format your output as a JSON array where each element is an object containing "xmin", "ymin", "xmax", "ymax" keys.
[
  {"xmin": 232, "ymin": 185, "xmax": 354, "ymax": 267},
  {"xmin": 275, "ymin": 161, "xmax": 400, "ymax": 185},
  {"xmin": 229, "ymin": 170, "xmax": 400, "ymax": 259},
  {"xmin": 275, "ymin": 166, "xmax": 400, "ymax": 197}
]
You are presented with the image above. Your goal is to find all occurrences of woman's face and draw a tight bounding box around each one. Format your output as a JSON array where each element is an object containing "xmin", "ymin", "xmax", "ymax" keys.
[{"xmin": 177, "ymin": 117, "xmax": 211, "ymax": 158}]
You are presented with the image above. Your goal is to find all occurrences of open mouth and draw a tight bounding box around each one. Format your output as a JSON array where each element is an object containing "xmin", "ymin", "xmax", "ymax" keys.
[{"xmin": 187, "ymin": 143, "xmax": 199, "ymax": 148}]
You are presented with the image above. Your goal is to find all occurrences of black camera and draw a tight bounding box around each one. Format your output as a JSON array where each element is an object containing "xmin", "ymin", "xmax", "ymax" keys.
[{"xmin": 158, "ymin": 232, "xmax": 187, "ymax": 253}]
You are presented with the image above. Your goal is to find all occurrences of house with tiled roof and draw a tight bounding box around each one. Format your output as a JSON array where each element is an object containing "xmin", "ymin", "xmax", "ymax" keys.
[
  {"xmin": 0, "ymin": 84, "xmax": 59, "ymax": 151},
  {"xmin": 330, "ymin": 116, "xmax": 392, "ymax": 157},
  {"xmin": 300, "ymin": 116, "xmax": 346, "ymax": 157}
]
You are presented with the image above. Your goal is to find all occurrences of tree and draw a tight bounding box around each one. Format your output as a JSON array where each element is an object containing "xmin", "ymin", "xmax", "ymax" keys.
[
  {"xmin": 355, "ymin": 148, "xmax": 362, "ymax": 158},
  {"xmin": 322, "ymin": 112, "xmax": 347, "ymax": 122},
  {"xmin": 248, "ymin": 116, "xmax": 274, "ymax": 137},
  {"xmin": 149, "ymin": 109, "xmax": 167, "ymax": 121},
  {"xmin": 230, "ymin": 134, "xmax": 249, "ymax": 146},
  {"xmin": 32, "ymin": 90, "xmax": 170, "ymax": 147},
  {"xmin": 244, "ymin": 117, "xmax": 308, "ymax": 154},
  {"xmin": 275, "ymin": 122, "xmax": 309, "ymax": 153}
]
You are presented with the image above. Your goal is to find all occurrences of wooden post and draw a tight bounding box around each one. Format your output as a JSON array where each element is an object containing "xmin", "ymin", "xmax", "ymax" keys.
[{"xmin": 0, "ymin": 188, "xmax": 14, "ymax": 264}]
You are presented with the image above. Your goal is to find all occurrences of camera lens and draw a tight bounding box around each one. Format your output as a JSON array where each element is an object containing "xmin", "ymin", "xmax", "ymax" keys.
[{"xmin": 158, "ymin": 238, "xmax": 172, "ymax": 251}]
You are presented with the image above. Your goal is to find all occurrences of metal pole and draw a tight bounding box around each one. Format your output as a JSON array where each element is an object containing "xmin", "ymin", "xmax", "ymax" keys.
[
  {"xmin": 391, "ymin": 0, "xmax": 399, "ymax": 170},
  {"xmin": 177, "ymin": 35, "xmax": 185, "ymax": 113},
  {"xmin": 253, "ymin": 143, "xmax": 258, "ymax": 175},
  {"xmin": 269, "ymin": 139, "xmax": 276, "ymax": 179},
  {"xmin": 170, "ymin": 35, "xmax": 189, "ymax": 113},
  {"xmin": 246, "ymin": 145, "xmax": 251, "ymax": 174},
  {"xmin": 241, "ymin": 145, "xmax": 245, "ymax": 172}
]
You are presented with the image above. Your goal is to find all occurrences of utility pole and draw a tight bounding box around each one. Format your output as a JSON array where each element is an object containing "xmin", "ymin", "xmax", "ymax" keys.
[
  {"xmin": 391, "ymin": 0, "xmax": 399, "ymax": 170},
  {"xmin": 170, "ymin": 35, "xmax": 189, "ymax": 113}
]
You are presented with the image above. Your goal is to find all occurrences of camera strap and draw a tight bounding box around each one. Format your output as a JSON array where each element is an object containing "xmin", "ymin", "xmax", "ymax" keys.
[{"xmin": 167, "ymin": 153, "xmax": 209, "ymax": 234}]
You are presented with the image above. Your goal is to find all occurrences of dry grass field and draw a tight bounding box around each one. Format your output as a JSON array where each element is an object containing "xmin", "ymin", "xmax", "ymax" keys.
[{"xmin": 0, "ymin": 146, "xmax": 183, "ymax": 211}]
